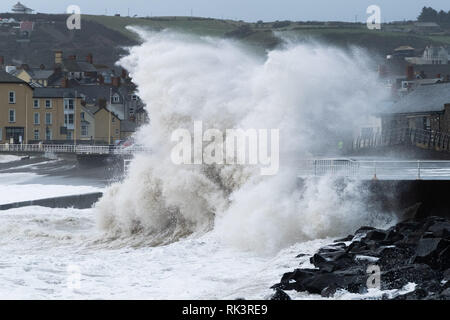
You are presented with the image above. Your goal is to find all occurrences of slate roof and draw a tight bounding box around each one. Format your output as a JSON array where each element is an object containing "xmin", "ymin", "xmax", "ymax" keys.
[
  {"xmin": 0, "ymin": 69, "xmax": 27, "ymax": 83},
  {"xmin": 30, "ymin": 69, "xmax": 54, "ymax": 80},
  {"xmin": 63, "ymin": 59, "xmax": 98, "ymax": 73},
  {"xmin": 382, "ymin": 82, "xmax": 450, "ymax": 114},
  {"xmin": 76, "ymin": 85, "xmax": 122, "ymax": 105},
  {"xmin": 33, "ymin": 87, "xmax": 79, "ymax": 98}
]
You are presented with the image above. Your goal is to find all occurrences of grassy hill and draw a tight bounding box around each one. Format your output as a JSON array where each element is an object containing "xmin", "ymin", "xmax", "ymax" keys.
[
  {"xmin": 85, "ymin": 15, "xmax": 450, "ymax": 55},
  {"xmin": 1, "ymin": 13, "xmax": 450, "ymax": 68}
]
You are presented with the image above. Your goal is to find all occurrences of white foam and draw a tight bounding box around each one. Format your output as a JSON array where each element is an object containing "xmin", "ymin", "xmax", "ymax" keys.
[{"xmin": 95, "ymin": 30, "xmax": 394, "ymax": 253}]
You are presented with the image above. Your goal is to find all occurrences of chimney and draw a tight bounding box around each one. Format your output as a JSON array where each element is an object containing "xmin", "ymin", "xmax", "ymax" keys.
[
  {"xmin": 54, "ymin": 50, "xmax": 63, "ymax": 65},
  {"xmin": 98, "ymin": 98, "xmax": 107, "ymax": 108},
  {"xmin": 112, "ymin": 76, "xmax": 121, "ymax": 87},
  {"xmin": 98, "ymin": 74, "xmax": 104, "ymax": 85},
  {"xmin": 0, "ymin": 56, "xmax": 4, "ymax": 66},
  {"xmin": 86, "ymin": 53, "xmax": 93, "ymax": 64},
  {"xmin": 437, "ymin": 74, "xmax": 441, "ymax": 79},
  {"xmin": 406, "ymin": 65, "xmax": 414, "ymax": 80},
  {"xmin": 54, "ymin": 65, "xmax": 62, "ymax": 74},
  {"xmin": 40, "ymin": 64, "xmax": 45, "ymax": 70},
  {"xmin": 61, "ymin": 77, "xmax": 69, "ymax": 88},
  {"xmin": 121, "ymin": 68, "xmax": 128, "ymax": 79},
  {"xmin": 68, "ymin": 55, "xmax": 76, "ymax": 61}
]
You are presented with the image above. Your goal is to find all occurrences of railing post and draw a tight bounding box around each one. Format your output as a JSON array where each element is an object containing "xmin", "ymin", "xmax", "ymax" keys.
[
  {"xmin": 314, "ymin": 160, "xmax": 317, "ymax": 177},
  {"xmin": 417, "ymin": 160, "xmax": 421, "ymax": 180},
  {"xmin": 373, "ymin": 161, "xmax": 377, "ymax": 180}
]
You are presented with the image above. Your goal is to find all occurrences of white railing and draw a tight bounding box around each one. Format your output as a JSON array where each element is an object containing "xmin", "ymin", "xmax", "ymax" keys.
[
  {"xmin": 0, "ymin": 144, "xmax": 151, "ymax": 155},
  {"xmin": 298, "ymin": 159, "xmax": 450, "ymax": 180}
]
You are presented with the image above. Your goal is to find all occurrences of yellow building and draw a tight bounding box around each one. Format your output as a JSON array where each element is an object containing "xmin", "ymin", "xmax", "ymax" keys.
[
  {"xmin": 31, "ymin": 88, "xmax": 84, "ymax": 143},
  {"xmin": 0, "ymin": 70, "xmax": 33, "ymax": 143},
  {"xmin": 94, "ymin": 107, "xmax": 121, "ymax": 144},
  {"xmin": 1, "ymin": 70, "xmax": 85, "ymax": 144}
]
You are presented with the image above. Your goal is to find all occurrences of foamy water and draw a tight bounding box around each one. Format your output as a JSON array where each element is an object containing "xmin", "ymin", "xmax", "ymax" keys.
[
  {"xmin": 0, "ymin": 205, "xmax": 333, "ymax": 299},
  {"xmin": 96, "ymin": 30, "xmax": 392, "ymax": 255}
]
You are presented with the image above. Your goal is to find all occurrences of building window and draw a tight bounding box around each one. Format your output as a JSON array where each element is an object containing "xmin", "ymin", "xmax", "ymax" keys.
[
  {"xmin": 112, "ymin": 117, "xmax": 115, "ymax": 123},
  {"xmin": 46, "ymin": 128, "xmax": 52, "ymax": 141},
  {"xmin": 66, "ymin": 131, "xmax": 72, "ymax": 140},
  {"xmin": 80, "ymin": 112, "xmax": 85, "ymax": 120},
  {"xmin": 9, "ymin": 109, "xmax": 16, "ymax": 123},
  {"xmin": 45, "ymin": 113, "xmax": 52, "ymax": 125},
  {"xmin": 34, "ymin": 112, "xmax": 40, "ymax": 125},
  {"xmin": 34, "ymin": 129, "xmax": 39, "ymax": 140},
  {"xmin": 33, "ymin": 99, "xmax": 39, "ymax": 108},
  {"xmin": 112, "ymin": 94, "xmax": 120, "ymax": 103},
  {"xmin": 45, "ymin": 100, "xmax": 52, "ymax": 108},
  {"xmin": 64, "ymin": 99, "xmax": 74, "ymax": 110},
  {"xmin": 64, "ymin": 114, "xmax": 74, "ymax": 125},
  {"xmin": 115, "ymin": 128, "xmax": 119, "ymax": 135},
  {"xmin": 81, "ymin": 125, "xmax": 88, "ymax": 136},
  {"xmin": 9, "ymin": 91, "xmax": 15, "ymax": 104}
]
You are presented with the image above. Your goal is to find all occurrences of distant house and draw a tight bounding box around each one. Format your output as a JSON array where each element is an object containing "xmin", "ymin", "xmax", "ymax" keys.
[
  {"xmin": 379, "ymin": 82, "xmax": 450, "ymax": 134},
  {"xmin": 11, "ymin": 2, "xmax": 33, "ymax": 14},
  {"xmin": 406, "ymin": 46, "xmax": 449, "ymax": 65},
  {"xmin": 392, "ymin": 46, "xmax": 415, "ymax": 59},
  {"xmin": 413, "ymin": 22, "xmax": 441, "ymax": 34}
]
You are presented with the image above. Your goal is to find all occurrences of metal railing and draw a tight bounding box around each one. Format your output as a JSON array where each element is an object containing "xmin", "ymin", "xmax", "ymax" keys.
[
  {"xmin": 353, "ymin": 127, "xmax": 450, "ymax": 152},
  {"xmin": 0, "ymin": 144, "xmax": 151, "ymax": 155},
  {"xmin": 298, "ymin": 159, "xmax": 450, "ymax": 180}
]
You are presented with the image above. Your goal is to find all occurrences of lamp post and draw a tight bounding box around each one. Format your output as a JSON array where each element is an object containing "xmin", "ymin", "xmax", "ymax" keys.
[{"xmin": 109, "ymin": 88, "xmax": 112, "ymax": 145}]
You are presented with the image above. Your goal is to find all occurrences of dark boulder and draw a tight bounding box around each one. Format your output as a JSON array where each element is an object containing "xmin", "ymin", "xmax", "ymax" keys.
[
  {"xmin": 270, "ymin": 288, "xmax": 291, "ymax": 300},
  {"xmin": 355, "ymin": 226, "xmax": 376, "ymax": 235},
  {"xmin": 413, "ymin": 238, "xmax": 450, "ymax": 270},
  {"xmin": 272, "ymin": 216, "xmax": 450, "ymax": 300},
  {"xmin": 365, "ymin": 230, "xmax": 388, "ymax": 241},
  {"xmin": 381, "ymin": 264, "xmax": 439, "ymax": 290},
  {"xmin": 334, "ymin": 235, "xmax": 354, "ymax": 242}
]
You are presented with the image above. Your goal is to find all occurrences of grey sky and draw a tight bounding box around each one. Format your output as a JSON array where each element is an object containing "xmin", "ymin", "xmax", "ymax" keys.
[{"xmin": 1, "ymin": 0, "xmax": 450, "ymax": 22}]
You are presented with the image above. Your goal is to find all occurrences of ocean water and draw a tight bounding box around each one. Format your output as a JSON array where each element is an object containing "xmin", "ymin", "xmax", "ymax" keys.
[{"xmin": 0, "ymin": 157, "xmax": 407, "ymax": 300}]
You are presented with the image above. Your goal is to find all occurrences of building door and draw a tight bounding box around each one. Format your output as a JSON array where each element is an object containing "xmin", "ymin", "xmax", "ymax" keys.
[{"xmin": 5, "ymin": 127, "xmax": 25, "ymax": 144}]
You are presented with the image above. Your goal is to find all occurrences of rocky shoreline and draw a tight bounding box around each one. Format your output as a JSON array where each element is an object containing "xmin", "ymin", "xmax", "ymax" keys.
[{"xmin": 271, "ymin": 215, "xmax": 450, "ymax": 300}]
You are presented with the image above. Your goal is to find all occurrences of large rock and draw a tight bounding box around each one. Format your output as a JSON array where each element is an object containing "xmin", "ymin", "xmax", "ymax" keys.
[
  {"xmin": 272, "ymin": 216, "xmax": 450, "ymax": 300},
  {"xmin": 270, "ymin": 288, "xmax": 291, "ymax": 300},
  {"xmin": 413, "ymin": 238, "xmax": 450, "ymax": 270}
]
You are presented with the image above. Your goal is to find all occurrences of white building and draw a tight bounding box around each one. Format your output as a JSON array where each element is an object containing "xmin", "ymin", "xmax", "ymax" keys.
[
  {"xmin": 11, "ymin": 2, "xmax": 34, "ymax": 14},
  {"xmin": 406, "ymin": 46, "xmax": 449, "ymax": 65}
]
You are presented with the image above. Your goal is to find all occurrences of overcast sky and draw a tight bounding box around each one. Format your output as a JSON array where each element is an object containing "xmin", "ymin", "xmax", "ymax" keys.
[{"xmin": 1, "ymin": 0, "xmax": 450, "ymax": 22}]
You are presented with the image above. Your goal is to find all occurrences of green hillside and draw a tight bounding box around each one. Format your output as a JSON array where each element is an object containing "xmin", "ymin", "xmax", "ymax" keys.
[{"xmin": 84, "ymin": 15, "xmax": 450, "ymax": 55}]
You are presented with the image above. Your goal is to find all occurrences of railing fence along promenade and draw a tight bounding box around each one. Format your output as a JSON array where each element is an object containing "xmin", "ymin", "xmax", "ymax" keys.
[
  {"xmin": 353, "ymin": 127, "xmax": 450, "ymax": 152},
  {"xmin": 298, "ymin": 159, "xmax": 450, "ymax": 180},
  {"xmin": 0, "ymin": 144, "xmax": 151, "ymax": 155}
]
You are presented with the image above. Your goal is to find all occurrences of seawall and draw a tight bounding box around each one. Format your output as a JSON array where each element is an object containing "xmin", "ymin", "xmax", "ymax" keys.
[{"xmin": 0, "ymin": 192, "xmax": 103, "ymax": 211}]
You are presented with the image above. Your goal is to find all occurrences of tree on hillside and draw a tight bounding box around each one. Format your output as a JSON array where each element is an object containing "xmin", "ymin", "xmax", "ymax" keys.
[
  {"xmin": 418, "ymin": 6, "xmax": 450, "ymax": 26},
  {"xmin": 418, "ymin": 7, "xmax": 438, "ymax": 22}
]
